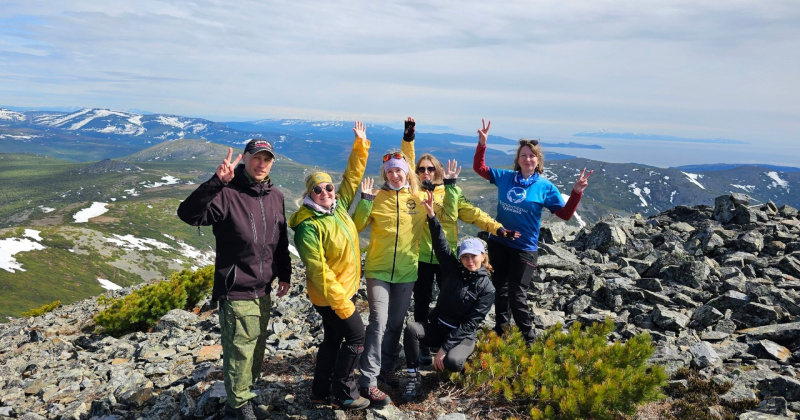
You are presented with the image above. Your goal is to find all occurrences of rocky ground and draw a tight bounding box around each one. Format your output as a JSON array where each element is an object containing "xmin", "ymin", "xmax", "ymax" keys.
[{"xmin": 1, "ymin": 193, "xmax": 799, "ymax": 419}]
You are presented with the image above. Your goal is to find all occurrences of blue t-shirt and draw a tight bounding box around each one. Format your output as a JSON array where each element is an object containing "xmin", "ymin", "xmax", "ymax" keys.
[{"xmin": 488, "ymin": 169, "xmax": 565, "ymax": 251}]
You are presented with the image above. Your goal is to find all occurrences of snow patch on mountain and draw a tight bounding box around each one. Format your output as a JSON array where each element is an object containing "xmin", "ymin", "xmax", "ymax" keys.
[
  {"xmin": 766, "ymin": 172, "xmax": 788, "ymax": 189},
  {"xmin": 0, "ymin": 109, "xmax": 26, "ymax": 122},
  {"xmin": 73, "ymin": 202, "xmax": 109, "ymax": 223},
  {"xmin": 682, "ymin": 172, "xmax": 706, "ymax": 190},
  {"xmin": 97, "ymin": 278, "xmax": 122, "ymax": 290},
  {"xmin": 142, "ymin": 175, "xmax": 180, "ymax": 188},
  {"xmin": 0, "ymin": 230, "xmax": 45, "ymax": 273},
  {"xmin": 731, "ymin": 184, "xmax": 756, "ymax": 193},
  {"xmin": 106, "ymin": 234, "xmax": 171, "ymax": 251},
  {"xmin": 629, "ymin": 183, "xmax": 649, "ymax": 207}
]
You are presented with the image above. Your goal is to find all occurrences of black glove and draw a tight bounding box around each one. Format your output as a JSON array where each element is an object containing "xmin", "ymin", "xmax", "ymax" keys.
[
  {"xmin": 403, "ymin": 119, "xmax": 415, "ymax": 142},
  {"xmin": 421, "ymin": 180, "xmax": 435, "ymax": 191},
  {"xmin": 497, "ymin": 228, "xmax": 518, "ymax": 239}
]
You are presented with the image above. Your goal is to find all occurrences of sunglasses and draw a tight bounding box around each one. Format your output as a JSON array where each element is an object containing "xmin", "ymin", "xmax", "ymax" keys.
[
  {"xmin": 416, "ymin": 166, "xmax": 436, "ymax": 173},
  {"xmin": 312, "ymin": 184, "xmax": 335, "ymax": 195},
  {"xmin": 519, "ymin": 139, "xmax": 540, "ymax": 146},
  {"xmin": 382, "ymin": 152, "xmax": 404, "ymax": 162}
]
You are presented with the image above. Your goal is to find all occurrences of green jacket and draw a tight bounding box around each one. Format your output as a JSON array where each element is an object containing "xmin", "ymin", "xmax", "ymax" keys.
[{"xmin": 288, "ymin": 137, "xmax": 369, "ymax": 319}]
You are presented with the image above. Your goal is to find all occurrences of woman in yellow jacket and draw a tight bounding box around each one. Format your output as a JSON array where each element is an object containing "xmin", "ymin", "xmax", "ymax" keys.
[
  {"xmin": 288, "ymin": 122, "xmax": 371, "ymax": 411},
  {"xmin": 352, "ymin": 142, "xmax": 443, "ymax": 407},
  {"xmin": 399, "ymin": 117, "xmax": 516, "ymax": 365}
]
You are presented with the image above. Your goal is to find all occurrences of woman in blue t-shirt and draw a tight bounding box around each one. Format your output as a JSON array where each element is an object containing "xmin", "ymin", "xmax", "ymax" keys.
[{"xmin": 472, "ymin": 119, "xmax": 592, "ymax": 344}]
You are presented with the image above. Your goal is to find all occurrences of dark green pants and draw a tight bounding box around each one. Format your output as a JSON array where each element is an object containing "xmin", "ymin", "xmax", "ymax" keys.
[{"xmin": 218, "ymin": 295, "xmax": 271, "ymax": 408}]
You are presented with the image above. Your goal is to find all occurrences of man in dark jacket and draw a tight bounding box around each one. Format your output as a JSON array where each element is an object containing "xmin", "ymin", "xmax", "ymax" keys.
[{"xmin": 177, "ymin": 139, "xmax": 292, "ymax": 420}]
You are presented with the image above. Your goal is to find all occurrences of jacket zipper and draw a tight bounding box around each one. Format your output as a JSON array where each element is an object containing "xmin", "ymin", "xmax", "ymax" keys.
[
  {"xmin": 390, "ymin": 190, "xmax": 400, "ymax": 282},
  {"xmin": 333, "ymin": 209, "xmax": 359, "ymax": 292}
]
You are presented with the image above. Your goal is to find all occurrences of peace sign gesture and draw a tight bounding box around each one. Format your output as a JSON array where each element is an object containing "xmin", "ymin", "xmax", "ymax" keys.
[
  {"xmin": 217, "ymin": 147, "xmax": 242, "ymax": 183},
  {"xmin": 572, "ymin": 167, "xmax": 593, "ymax": 194},
  {"xmin": 477, "ymin": 118, "xmax": 491, "ymax": 145}
]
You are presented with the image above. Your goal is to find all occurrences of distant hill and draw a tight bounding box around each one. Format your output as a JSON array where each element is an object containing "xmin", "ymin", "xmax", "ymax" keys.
[
  {"xmin": 574, "ymin": 131, "xmax": 748, "ymax": 144},
  {"xmin": 676, "ymin": 163, "xmax": 800, "ymax": 173},
  {"xmin": 2, "ymin": 137, "xmax": 799, "ymax": 320}
]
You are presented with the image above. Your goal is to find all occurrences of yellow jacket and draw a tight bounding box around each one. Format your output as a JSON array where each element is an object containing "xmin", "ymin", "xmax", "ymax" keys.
[{"xmin": 288, "ymin": 137, "xmax": 369, "ymax": 319}]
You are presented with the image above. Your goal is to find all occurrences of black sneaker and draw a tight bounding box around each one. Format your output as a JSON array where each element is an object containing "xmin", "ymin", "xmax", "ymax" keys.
[
  {"xmin": 359, "ymin": 386, "xmax": 392, "ymax": 408},
  {"xmin": 232, "ymin": 401, "xmax": 257, "ymax": 420},
  {"xmin": 378, "ymin": 369, "xmax": 400, "ymax": 388},
  {"xmin": 418, "ymin": 345, "xmax": 433, "ymax": 366},
  {"xmin": 402, "ymin": 371, "xmax": 421, "ymax": 402},
  {"xmin": 331, "ymin": 396, "xmax": 370, "ymax": 410}
]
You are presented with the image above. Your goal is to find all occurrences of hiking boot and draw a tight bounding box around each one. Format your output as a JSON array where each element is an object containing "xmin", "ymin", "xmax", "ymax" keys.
[
  {"xmin": 231, "ymin": 401, "xmax": 257, "ymax": 420},
  {"xmin": 418, "ymin": 345, "xmax": 433, "ymax": 366},
  {"xmin": 359, "ymin": 386, "xmax": 392, "ymax": 407},
  {"xmin": 378, "ymin": 369, "xmax": 400, "ymax": 388},
  {"xmin": 402, "ymin": 371, "xmax": 421, "ymax": 402},
  {"xmin": 331, "ymin": 396, "xmax": 370, "ymax": 410}
]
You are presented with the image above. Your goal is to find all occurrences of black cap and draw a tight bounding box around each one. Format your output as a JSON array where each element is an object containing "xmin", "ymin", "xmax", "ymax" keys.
[{"xmin": 244, "ymin": 139, "xmax": 275, "ymax": 157}]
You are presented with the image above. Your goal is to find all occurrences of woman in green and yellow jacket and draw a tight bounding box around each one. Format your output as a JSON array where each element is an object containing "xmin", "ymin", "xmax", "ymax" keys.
[{"xmin": 288, "ymin": 122, "xmax": 370, "ymax": 411}]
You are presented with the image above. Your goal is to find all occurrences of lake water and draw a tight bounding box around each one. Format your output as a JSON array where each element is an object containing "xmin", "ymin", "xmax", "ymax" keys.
[{"xmin": 457, "ymin": 136, "xmax": 799, "ymax": 169}]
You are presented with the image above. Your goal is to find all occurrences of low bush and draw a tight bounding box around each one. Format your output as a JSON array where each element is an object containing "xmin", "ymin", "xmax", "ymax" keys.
[
  {"xmin": 21, "ymin": 300, "xmax": 61, "ymax": 317},
  {"xmin": 455, "ymin": 319, "xmax": 667, "ymax": 420},
  {"xmin": 94, "ymin": 265, "xmax": 214, "ymax": 337}
]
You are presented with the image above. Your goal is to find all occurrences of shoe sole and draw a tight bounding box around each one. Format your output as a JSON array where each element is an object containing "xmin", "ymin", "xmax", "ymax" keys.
[{"xmin": 331, "ymin": 402, "xmax": 370, "ymax": 410}]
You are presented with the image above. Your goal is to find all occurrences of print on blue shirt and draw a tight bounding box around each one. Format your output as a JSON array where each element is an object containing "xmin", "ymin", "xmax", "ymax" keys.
[{"xmin": 489, "ymin": 168, "xmax": 565, "ymax": 251}]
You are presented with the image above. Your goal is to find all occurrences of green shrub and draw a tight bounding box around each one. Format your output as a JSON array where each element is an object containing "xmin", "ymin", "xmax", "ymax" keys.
[
  {"xmin": 21, "ymin": 300, "xmax": 61, "ymax": 317},
  {"xmin": 456, "ymin": 319, "xmax": 667, "ymax": 420},
  {"xmin": 94, "ymin": 265, "xmax": 214, "ymax": 337}
]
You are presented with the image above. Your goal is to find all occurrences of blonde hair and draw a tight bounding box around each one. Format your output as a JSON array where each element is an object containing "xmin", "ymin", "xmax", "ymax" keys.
[
  {"xmin": 415, "ymin": 153, "xmax": 444, "ymax": 185},
  {"xmin": 380, "ymin": 150, "xmax": 419, "ymax": 195},
  {"xmin": 513, "ymin": 139, "xmax": 545, "ymax": 174}
]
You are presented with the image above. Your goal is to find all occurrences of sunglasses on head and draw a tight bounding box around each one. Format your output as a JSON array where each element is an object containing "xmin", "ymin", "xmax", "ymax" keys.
[
  {"xmin": 312, "ymin": 184, "xmax": 335, "ymax": 195},
  {"xmin": 519, "ymin": 139, "xmax": 539, "ymax": 146},
  {"xmin": 382, "ymin": 152, "xmax": 404, "ymax": 162},
  {"xmin": 416, "ymin": 166, "xmax": 436, "ymax": 173}
]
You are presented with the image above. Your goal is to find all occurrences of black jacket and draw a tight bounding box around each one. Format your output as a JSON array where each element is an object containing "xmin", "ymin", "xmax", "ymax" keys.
[
  {"xmin": 427, "ymin": 216, "xmax": 495, "ymax": 352},
  {"xmin": 177, "ymin": 165, "xmax": 292, "ymax": 301}
]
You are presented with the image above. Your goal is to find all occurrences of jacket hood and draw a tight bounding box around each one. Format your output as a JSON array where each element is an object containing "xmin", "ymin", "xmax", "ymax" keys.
[{"xmin": 288, "ymin": 205, "xmax": 317, "ymax": 229}]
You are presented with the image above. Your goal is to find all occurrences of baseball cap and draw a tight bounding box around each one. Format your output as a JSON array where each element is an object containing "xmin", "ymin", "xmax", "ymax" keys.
[
  {"xmin": 458, "ymin": 237, "xmax": 485, "ymax": 258},
  {"xmin": 244, "ymin": 139, "xmax": 275, "ymax": 158}
]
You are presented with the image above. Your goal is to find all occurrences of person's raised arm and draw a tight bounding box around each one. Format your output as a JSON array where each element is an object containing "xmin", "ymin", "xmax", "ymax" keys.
[
  {"xmin": 177, "ymin": 147, "xmax": 240, "ymax": 226},
  {"xmin": 400, "ymin": 117, "xmax": 416, "ymax": 170},
  {"xmin": 554, "ymin": 168, "xmax": 593, "ymax": 220},
  {"xmin": 473, "ymin": 119, "xmax": 491, "ymax": 180},
  {"xmin": 338, "ymin": 121, "xmax": 371, "ymax": 210}
]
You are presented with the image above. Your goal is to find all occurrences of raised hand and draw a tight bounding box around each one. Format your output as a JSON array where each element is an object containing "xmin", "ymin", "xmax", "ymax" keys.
[
  {"xmin": 216, "ymin": 147, "xmax": 242, "ymax": 183},
  {"xmin": 572, "ymin": 168, "xmax": 593, "ymax": 194},
  {"xmin": 443, "ymin": 159, "xmax": 461, "ymax": 180},
  {"xmin": 421, "ymin": 190, "xmax": 435, "ymax": 218},
  {"xmin": 477, "ymin": 118, "xmax": 491, "ymax": 145},
  {"xmin": 403, "ymin": 117, "xmax": 415, "ymax": 142},
  {"xmin": 361, "ymin": 177, "xmax": 376, "ymax": 195},
  {"xmin": 353, "ymin": 121, "xmax": 366, "ymax": 139}
]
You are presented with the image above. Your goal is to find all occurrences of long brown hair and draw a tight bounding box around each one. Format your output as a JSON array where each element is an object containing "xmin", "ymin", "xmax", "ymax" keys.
[
  {"xmin": 415, "ymin": 153, "xmax": 444, "ymax": 185},
  {"xmin": 513, "ymin": 139, "xmax": 544, "ymax": 174}
]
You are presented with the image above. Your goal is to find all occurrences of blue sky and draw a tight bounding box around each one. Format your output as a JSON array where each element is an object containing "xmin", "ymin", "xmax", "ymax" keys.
[{"xmin": 2, "ymin": 1, "xmax": 799, "ymax": 153}]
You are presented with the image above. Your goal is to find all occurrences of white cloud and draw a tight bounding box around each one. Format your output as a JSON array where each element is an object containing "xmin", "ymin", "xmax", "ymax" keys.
[{"xmin": 1, "ymin": 0, "xmax": 799, "ymax": 152}]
